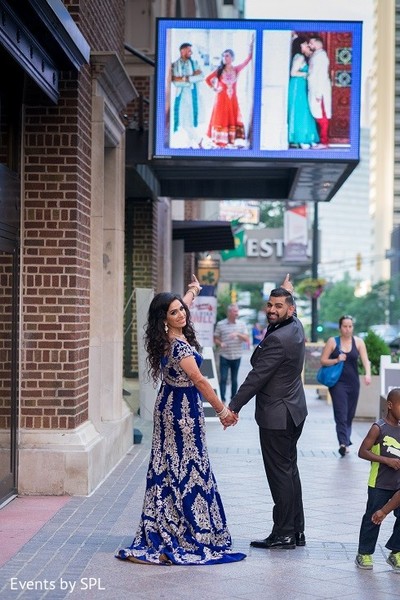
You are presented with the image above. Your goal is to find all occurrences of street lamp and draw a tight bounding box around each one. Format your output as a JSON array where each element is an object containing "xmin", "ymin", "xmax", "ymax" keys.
[{"xmin": 311, "ymin": 202, "xmax": 319, "ymax": 342}]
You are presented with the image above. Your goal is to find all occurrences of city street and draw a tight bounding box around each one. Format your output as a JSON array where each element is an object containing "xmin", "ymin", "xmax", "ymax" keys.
[{"xmin": 0, "ymin": 350, "xmax": 399, "ymax": 599}]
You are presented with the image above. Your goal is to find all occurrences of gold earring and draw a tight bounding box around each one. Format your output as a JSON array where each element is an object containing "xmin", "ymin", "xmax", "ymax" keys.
[{"xmin": 164, "ymin": 323, "xmax": 168, "ymax": 333}]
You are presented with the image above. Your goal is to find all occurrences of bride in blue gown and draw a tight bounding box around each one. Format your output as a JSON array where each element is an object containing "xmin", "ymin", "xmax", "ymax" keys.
[
  {"xmin": 288, "ymin": 36, "xmax": 319, "ymax": 149},
  {"xmin": 116, "ymin": 277, "xmax": 246, "ymax": 566}
]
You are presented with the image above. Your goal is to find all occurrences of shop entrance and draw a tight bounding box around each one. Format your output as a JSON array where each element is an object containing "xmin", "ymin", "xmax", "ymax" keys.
[
  {"xmin": 0, "ymin": 166, "xmax": 20, "ymax": 506},
  {"xmin": 0, "ymin": 233, "xmax": 19, "ymax": 505}
]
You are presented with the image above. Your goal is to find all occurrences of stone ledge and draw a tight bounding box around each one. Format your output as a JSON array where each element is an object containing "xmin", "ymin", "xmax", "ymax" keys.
[{"xmin": 18, "ymin": 413, "xmax": 133, "ymax": 496}]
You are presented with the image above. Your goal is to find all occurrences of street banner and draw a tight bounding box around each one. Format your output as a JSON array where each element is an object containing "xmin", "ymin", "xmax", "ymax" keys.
[
  {"xmin": 283, "ymin": 202, "xmax": 308, "ymax": 262},
  {"xmin": 190, "ymin": 296, "xmax": 217, "ymax": 347}
]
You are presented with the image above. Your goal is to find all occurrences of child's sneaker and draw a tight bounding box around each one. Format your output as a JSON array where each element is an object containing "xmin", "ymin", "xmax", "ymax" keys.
[
  {"xmin": 355, "ymin": 553, "xmax": 373, "ymax": 569},
  {"xmin": 387, "ymin": 552, "xmax": 400, "ymax": 573}
]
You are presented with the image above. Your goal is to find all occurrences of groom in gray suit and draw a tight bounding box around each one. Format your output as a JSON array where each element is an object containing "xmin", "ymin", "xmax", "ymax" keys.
[{"xmin": 229, "ymin": 276, "xmax": 307, "ymax": 549}]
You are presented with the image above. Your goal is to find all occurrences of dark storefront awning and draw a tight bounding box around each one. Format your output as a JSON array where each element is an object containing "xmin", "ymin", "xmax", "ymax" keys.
[
  {"xmin": 126, "ymin": 130, "xmax": 359, "ymax": 204},
  {"xmin": 173, "ymin": 220, "xmax": 235, "ymax": 253},
  {"xmin": 0, "ymin": 0, "xmax": 90, "ymax": 103}
]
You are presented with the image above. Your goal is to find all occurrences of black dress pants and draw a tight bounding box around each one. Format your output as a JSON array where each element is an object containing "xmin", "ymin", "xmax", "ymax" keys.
[{"xmin": 259, "ymin": 410, "xmax": 305, "ymax": 537}]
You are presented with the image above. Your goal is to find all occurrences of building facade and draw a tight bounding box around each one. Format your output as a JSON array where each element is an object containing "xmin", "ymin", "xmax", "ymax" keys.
[
  {"xmin": 0, "ymin": 0, "xmax": 136, "ymax": 503},
  {"xmin": 0, "ymin": 0, "xmax": 238, "ymax": 505},
  {"xmin": 369, "ymin": 0, "xmax": 395, "ymax": 284},
  {"xmin": 1, "ymin": 0, "xmax": 396, "ymax": 505}
]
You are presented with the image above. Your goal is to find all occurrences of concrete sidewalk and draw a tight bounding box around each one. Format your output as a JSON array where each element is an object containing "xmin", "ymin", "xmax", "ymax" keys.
[{"xmin": 1, "ymin": 350, "xmax": 399, "ymax": 599}]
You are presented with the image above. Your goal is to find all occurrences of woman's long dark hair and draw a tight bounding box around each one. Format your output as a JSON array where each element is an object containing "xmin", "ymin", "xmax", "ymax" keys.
[
  {"xmin": 291, "ymin": 36, "xmax": 307, "ymax": 60},
  {"xmin": 144, "ymin": 292, "xmax": 200, "ymax": 382},
  {"xmin": 216, "ymin": 48, "xmax": 234, "ymax": 79}
]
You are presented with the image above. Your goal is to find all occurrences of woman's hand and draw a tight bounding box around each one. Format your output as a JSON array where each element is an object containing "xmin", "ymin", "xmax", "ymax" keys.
[
  {"xmin": 220, "ymin": 409, "xmax": 239, "ymax": 430},
  {"xmin": 188, "ymin": 274, "xmax": 202, "ymax": 296},
  {"xmin": 182, "ymin": 274, "xmax": 202, "ymax": 307}
]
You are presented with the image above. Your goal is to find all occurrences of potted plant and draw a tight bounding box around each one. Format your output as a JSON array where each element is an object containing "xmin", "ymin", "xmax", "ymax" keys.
[
  {"xmin": 356, "ymin": 329, "xmax": 391, "ymax": 419},
  {"xmin": 297, "ymin": 277, "xmax": 327, "ymax": 299}
]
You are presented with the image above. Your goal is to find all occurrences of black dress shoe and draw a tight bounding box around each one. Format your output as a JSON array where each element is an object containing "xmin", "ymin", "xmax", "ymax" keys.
[
  {"xmin": 250, "ymin": 537, "xmax": 270, "ymax": 548},
  {"xmin": 250, "ymin": 534, "xmax": 296, "ymax": 550},
  {"xmin": 295, "ymin": 532, "xmax": 306, "ymax": 547},
  {"xmin": 250, "ymin": 533, "xmax": 277, "ymax": 548}
]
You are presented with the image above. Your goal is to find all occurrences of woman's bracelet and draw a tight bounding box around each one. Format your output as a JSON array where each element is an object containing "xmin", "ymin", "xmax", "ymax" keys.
[
  {"xmin": 187, "ymin": 290, "xmax": 196, "ymax": 300},
  {"xmin": 188, "ymin": 285, "xmax": 200, "ymax": 297},
  {"xmin": 216, "ymin": 406, "xmax": 229, "ymax": 419}
]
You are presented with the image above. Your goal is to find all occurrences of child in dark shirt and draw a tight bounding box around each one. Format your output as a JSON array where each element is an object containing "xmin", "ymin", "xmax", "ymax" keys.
[{"xmin": 355, "ymin": 388, "xmax": 400, "ymax": 572}]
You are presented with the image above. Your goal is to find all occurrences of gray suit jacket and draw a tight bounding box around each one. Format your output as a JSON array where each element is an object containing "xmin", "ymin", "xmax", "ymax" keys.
[{"xmin": 229, "ymin": 316, "xmax": 307, "ymax": 429}]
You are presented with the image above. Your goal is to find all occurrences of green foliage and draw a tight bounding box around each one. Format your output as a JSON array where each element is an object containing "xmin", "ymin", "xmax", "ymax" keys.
[
  {"xmin": 355, "ymin": 281, "xmax": 392, "ymax": 331},
  {"xmin": 235, "ymin": 283, "xmax": 265, "ymax": 313},
  {"xmin": 216, "ymin": 283, "xmax": 265, "ymax": 323},
  {"xmin": 216, "ymin": 288, "xmax": 231, "ymax": 322},
  {"xmin": 317, "ymin": 277, "xmax": 399, "ymax": 340},
  {"xmin": 359, "ymin": 330, "xmax": 391, "ymax": 376},
  {"xmin": 389, "ymin": 274, "xmax": 400, "ymax": 322},
  {"xmin": 317, "ymin": 279, "xmax": 360, "ymax": 340},
  {"xmin": 296, "ymin": 277, "xmax": 326, "ymax": 299},
  {"xmin": 259, "ymin": 201, "xmax": 284, "ymax": 227}
]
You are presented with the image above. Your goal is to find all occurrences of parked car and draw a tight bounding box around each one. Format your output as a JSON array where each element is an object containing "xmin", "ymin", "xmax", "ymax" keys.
[
  {"xmin": 370, "ymin": 324, "xmax": 400, "ymax": 344},
  {"xmin": 388, "ymin": 337, "xmax": 400, "ymax": 350}
]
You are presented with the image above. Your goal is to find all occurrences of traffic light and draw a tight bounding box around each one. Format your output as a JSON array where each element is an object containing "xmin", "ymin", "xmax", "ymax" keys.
[
  {"xmin": 231, "ymin": 289, "xmax": 237, "ymax": 303},
  {"xmin": 356, "ymin": 253, "xmax": 362, "ymax": 271}
]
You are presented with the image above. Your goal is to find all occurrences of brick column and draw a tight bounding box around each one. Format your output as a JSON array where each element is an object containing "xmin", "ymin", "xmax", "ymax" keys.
[
  {"xmin": 18, "ymin": 74, "xmax": 103, "ymax": 494},
  {"xmin": 125, "ymin": 198, "xmax": 158, "ymax": 376},
  {"xmin": 21, "ymin": 76, "xmax": 91, "ymax": 433}
]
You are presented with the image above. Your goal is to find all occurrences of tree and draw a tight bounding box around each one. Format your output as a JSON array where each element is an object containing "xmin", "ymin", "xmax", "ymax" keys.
[
  {"xmin": 389, "ymin": 274, "xmax": 400, "ymax": 325},
  {"xmin": 359, "ymin": 330, "xmax": 390, "ymax": 375},
  {"xmin": 352, "ymin": 281, "xmax": 390, "ymax": 332},
  {"xmin": 216, "ymin": 288, "xmax": 231, "ymax": 322},
  {"xmin": 317, "ymin": 277, "xmax": 399, "ymax": 340},
  {"xmin": 258, "ymin": 201, "xmax": 284, "ymax": 228},
  {"xmin": 235, "ymin": 283, "xmax": 265, "ymax": 314},
  {"xmin": 316, "ymin": 278, "xmax": 360, "ymax": 339}
]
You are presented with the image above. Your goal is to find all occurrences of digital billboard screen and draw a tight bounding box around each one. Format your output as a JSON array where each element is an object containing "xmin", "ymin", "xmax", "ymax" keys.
[{"xmin": 153, "ymin": 18, "xmax": 362, "ymax": 161}]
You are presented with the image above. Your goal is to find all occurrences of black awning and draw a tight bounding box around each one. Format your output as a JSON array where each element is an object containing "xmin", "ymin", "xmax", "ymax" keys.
[
  {"xmin": 172, "ymin": 220, "xmax": 235, "ymax": 253},
  {"xmin": 0, "ymin": 0, "xmax": 90, "ymax": 104},
  {"xmin": 126, "ymin": 130, "xmax": 359, "ymax": 203}
]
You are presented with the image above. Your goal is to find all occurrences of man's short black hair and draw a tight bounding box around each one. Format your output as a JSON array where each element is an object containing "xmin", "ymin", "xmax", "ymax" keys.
[
  {"xmin": 270, "ymin": 287, "xmax": 294, "ymax": 305},
  {"xmin": 179, "ymin": 43, "xmax": 192, "ymax": 51}
]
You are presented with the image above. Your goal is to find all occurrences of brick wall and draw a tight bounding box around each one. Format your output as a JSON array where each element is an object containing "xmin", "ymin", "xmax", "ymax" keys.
[
  {"xmin": 125, "ymin": 198, "xmax": 158, "ymax": 375},
  {"xmin": 22, "ymin": 69, "xmax": 92, "ymax": 430},
  {"xmin": 65, "ymin": 0, "xmax": 125, "ymax": 55},
  {"xmin": 127, "ymin": 77, "xmax": 151, "ymax": 131},
  {"xmin": 20, "ymin": 1, "xmax": 127, "ymax": 430},
  {"xmin": 0, "ymin": 254, "xmax": 13, "ymax": 430},
  {"xmin": 185, "ymin": 200, "xmax": 201, "ymax": 221},
  {"xmin": 184, "ymin": 200, "xmax": 199, "ymax": 284}
]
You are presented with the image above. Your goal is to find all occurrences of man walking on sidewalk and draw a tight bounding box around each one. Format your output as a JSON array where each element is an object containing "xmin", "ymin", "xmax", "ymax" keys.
[
  {"xmin": 229, "ymin": 275, "xmax": 307, "ymax": 550},
  {"xmin": 214, "ymin": 303, "xmax": 250, "ymax": 403}
]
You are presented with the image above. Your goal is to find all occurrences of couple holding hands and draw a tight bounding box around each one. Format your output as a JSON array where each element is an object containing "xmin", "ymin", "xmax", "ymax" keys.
[{"xmin": 116, "ymin": 273, "xmax": 307, "ymax": 565}]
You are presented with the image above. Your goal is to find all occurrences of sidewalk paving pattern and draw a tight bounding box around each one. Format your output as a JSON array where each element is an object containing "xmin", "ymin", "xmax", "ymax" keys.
[{"xmin": 1, "ymin": 351, "xmax": 399, "ymax": 599}]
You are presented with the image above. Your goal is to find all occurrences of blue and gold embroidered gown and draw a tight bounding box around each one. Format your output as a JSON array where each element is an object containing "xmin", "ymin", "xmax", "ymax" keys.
[{"xmin": 116, "ymin": 339, "xmax": 246, "ymax": 565}]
